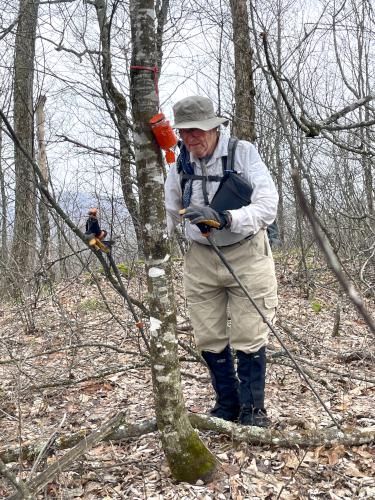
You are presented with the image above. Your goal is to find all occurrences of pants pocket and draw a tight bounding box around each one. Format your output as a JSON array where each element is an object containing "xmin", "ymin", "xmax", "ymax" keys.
[
  {"xmin": 229, "ymin": 294, "xmax": 278, "ymax": 352},
  {"xmin": 187, "ymin": 292, "xmax": 229, "ymax": 352}
]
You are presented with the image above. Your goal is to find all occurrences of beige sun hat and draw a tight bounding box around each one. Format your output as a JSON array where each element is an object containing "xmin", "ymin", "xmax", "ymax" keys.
[{"xmin": 172, "ymin": 96, "xmax": 229, "ymax": 131}]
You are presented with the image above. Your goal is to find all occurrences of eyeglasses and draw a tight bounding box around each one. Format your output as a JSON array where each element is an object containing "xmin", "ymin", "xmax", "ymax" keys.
[{"xmin": 178, "ymin": 128, "xmax": 205, "ymax": 136}]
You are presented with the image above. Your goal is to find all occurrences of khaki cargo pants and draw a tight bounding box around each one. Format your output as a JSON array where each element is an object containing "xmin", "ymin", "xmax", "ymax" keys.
[{"xmin": 184, "ymin": 229, "xmax": 278, "ymax": 354}]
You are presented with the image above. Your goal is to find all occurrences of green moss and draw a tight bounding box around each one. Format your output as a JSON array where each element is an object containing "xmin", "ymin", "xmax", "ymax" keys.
[
  {"xmin": 55, "ymin": 429, "xmax": 89, "ymax": 449},
  {"xmin": 310, "ymin": 300, "xmax": 322, "ymax": 313},
  {"xmin": 163, "ymin": 429, "xmax": 218, "ymax": 483},
  {"xmin": 79, "ymin": 298, "xmax": 106, "ymax": 312},
  {"xmin": 115, "ymin": 262, "xmax": 135, "ymax": 278},
  {"xmin": 95, "ymin": 261, "xmax": 141, "ymax": 279}
]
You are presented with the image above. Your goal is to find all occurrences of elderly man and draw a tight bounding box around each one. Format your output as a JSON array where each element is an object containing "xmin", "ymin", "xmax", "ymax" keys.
[{"xmin": 164, "ymin": 96, "xmax": 278, "ymax": 427}]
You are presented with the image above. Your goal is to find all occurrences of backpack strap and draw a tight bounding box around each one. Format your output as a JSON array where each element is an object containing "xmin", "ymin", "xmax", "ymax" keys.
[
  {"xmin": 226, "ymin": 137, "xmax": 238, "ymax": 172},
  {"xmin": 221, "ymin": 155, "xmax": 227, "ymax": 172},
  {"xmin": 178, "ymin": 137, "xmax": 239, "ymax": 208}
]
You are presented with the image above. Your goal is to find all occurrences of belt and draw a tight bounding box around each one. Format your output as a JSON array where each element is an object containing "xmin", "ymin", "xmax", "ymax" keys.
[
  {"xmin": 218, "ymin": 233, "xmax": 254, "ymax": 248},
  {"xmin": 194, "ymin": 233, "xmax": 254, "ymax": 249}
]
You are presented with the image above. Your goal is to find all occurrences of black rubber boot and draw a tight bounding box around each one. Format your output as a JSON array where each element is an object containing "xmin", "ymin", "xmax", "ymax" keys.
[
  {"xmin": 237, "ymin": 347, "xmax": 271, "ymax": 427},
  {"xmin": 202, "ymin": 346, "xmax": 240, "ymax": 422}
]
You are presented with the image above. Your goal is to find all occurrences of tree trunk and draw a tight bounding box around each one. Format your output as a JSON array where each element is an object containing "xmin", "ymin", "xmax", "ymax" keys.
[
  {"xmin": 94, "ymin": 0, "xmax": 143, "ymax": 253},
  {"xmin": 155, "ymin": 0, "xmax": 170, "ymax": 70},
  {"xmin": 129, "ymin": 0, "xmax": 218, "ymax": 483},
  {"xmin": 36, "ymin": 95, "xmax": 52, "ymax": 276},
  {"xmin": 229, "ymin": 0, "xmax": 256, "ymax": 142},
  {"xmin": 275, "ymin": 10, "xmax": 285, "ymax": 243},
  {"xmin": 362, "ymin": 109, "xmax": 373, "ymax": 215},
  {"xmin": 11, "ymin": 0, "xmax": 39, "ymax": 294},
  {"xmin": 0, "ymin": 125, "xmax": 8, "ymax": 276}
]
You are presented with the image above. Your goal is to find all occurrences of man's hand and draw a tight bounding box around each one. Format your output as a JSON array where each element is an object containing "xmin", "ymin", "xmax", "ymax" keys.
[{"xmin": 180, "ymin": 207, "xmax": 230, "ymax": 230}]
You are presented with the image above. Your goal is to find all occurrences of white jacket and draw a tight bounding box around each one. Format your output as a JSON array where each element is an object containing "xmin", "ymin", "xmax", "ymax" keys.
[{"xmin": 164, "ymin": 134, "xmax": 278, "ymax": 246}]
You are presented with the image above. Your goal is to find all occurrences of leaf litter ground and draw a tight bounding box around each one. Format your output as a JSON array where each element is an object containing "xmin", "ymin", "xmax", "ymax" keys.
[{"xmin": 0, "ymin": 254, "xmax": 374, "ymax": 499}]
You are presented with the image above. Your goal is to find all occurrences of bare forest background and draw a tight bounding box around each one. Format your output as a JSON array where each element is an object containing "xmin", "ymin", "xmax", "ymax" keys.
[
  {"xmin": 1, "ymin": 0, "xmax": 374, "ymax": 288},
  {"xmin": 0, "ymin": 0, "xmax": 374, "ymax": 498}
]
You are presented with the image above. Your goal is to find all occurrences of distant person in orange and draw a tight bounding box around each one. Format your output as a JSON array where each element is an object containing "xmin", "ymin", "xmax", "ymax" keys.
[{"xmin": 85, "ymin": 208, "xmax": 107, "ymax": 241}]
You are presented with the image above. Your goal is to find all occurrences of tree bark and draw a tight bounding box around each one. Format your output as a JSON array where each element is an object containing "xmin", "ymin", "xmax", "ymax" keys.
[
  {"xmin": 129, "ymin": 0, "xmax": 218, "ymax": 483},
  {"xmin": 35, "ymin": 95, "xmax": 52, "ymax": 276},
  {"xmin": 229, "ymin": 0, "xmax": 256, "ymax": 141},
  {"xmin": 0, "ymin": 125, "xmax": 8, "ymax": 276},
  {"xmin": 11, "ymin": 0, "xmax": 39, "ymax": 294},
  {"xmin": 94, "ymin": 0, "xmax": 143, "ymax": 252},
  {"xmin": 155, "ymin": 0, "xmax": 170, "ymax": 70},
  {"xmin": 355, "ymin": 1, "xmax": 374, "ymax": 216},
  {"xmin": 274, "ymin": 10, "xmax": 285, "ymax": 243}
]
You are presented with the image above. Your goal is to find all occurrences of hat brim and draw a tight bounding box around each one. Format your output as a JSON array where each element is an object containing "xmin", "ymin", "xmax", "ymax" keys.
[{"xmin": 173, "ymin": 116, "xmax": 229, "ymax": 131}]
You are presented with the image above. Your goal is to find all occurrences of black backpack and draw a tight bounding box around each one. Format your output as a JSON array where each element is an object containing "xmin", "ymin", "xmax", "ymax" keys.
[
  {"xmin": 176, "ymin": 137, "xmax": 280, "ymax": 245},
  {"xmin": 177, "ymin": 137, "xmax": 243, "ymax": 208}
]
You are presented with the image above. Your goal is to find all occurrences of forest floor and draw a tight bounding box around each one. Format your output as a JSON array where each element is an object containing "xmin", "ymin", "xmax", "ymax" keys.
[{"xmin": 0, "ymin": 251, "xmax": 374, "ymax": 499}]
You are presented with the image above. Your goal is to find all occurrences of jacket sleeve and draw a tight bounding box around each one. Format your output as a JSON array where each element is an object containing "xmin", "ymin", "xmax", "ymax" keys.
[
  {"xmin": 85, "ymin": 217, "xmax": 101, "ymax": 236},
  {"xmin": 164, "ymin": 164, "xmax": 183, "ymax": 235},
  {"xmin": 228, "ymin": 141, "xmax": 278, "ymax": 236}
]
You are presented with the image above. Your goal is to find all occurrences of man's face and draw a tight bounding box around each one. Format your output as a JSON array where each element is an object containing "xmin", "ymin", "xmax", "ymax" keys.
[{"xmin": 179, "ymin": 128, "xmax": 218, "ymax": 158}]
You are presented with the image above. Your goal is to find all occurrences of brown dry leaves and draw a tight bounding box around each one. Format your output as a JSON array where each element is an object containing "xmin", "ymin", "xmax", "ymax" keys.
[{"xmin": 0, "ymin": 256, "xmax": 374, "ymax": 498}]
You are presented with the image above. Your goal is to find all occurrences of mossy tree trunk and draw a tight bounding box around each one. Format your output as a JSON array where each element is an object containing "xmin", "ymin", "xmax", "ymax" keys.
[{"xmin": 129, "ymin": 0, "xmax": 218, "ymax": 483}]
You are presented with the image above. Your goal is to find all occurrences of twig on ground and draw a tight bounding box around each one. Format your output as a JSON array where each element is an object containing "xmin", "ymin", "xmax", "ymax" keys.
[
  {"xmin": 8, "ymin": 412, "xmax": 126, "ymax": 500},
  {"xmin": 30, "ymin": 413, "xmax": 67, "ymax": 477},
  {"xmin": 18, "ymin": 362, "xmax": 149, "ymax": 392},
  {"xmin": 0, "ymin": 458, "xmax": 34, "ymax": 498}
]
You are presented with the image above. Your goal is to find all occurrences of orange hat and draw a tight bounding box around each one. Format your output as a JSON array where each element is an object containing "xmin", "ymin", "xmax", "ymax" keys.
[{"xmin": 88, "ymin": 208, "xmax": 97, "ymax": 216}]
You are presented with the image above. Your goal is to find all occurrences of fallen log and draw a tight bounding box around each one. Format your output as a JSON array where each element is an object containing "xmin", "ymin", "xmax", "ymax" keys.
[
  {"xmin": 1, "ymin": 413, "xmax": 374, "ymax": 468},
  {"xmin": 189, "ymin": 414, "xmax": 375, "ymax": 448},
  {"xmin": 0, "ymin": 417, "xmax": 155, "ymax": 465}
]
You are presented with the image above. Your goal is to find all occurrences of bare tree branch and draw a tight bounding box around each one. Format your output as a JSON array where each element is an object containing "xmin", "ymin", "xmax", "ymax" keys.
[
  {"xmin": 292, "ymin": 169, "xmax": 375, "ymax": 335},
  {"xmin": 56, "ymin": 134, "xmax": 120, "ymax": 159},
  {"xmin": 0, "ymin": 18, "xmax": 19, "ymax": 41},
  {"xmin": 260, "ymin": 31, "xmax": 375, "ymax": 137},
  {"xmin": 305, "ymin": 92, "xmax": 375, "ymax": 130},
  {"xmin": 260, "ymin": 32, "xmax": 313, "ymax": 136},
  {"xmin": 37, "ymin": 36, "xmax": 100, "ymax": 60}
]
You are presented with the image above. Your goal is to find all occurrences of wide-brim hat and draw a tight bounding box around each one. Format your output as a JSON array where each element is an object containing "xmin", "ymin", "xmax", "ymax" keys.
[{"xmin": 172, "ymin": 96, "xmax": 229, "ymax": 131}]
